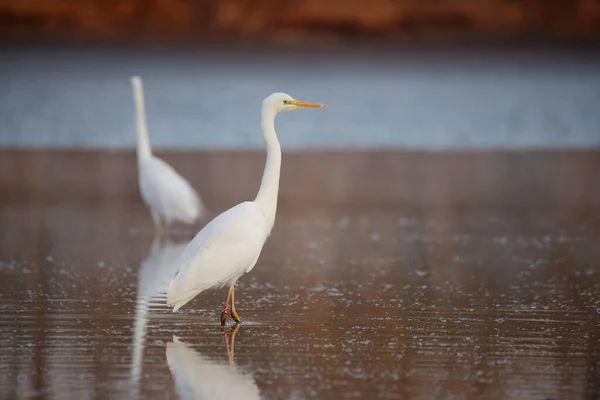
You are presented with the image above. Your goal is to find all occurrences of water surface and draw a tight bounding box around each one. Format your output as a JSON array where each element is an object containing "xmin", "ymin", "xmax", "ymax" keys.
[
  {"xmin": 0, "ymin": 45, "xmax": 599, "ymax": 150},
  {"xmin": 0, "ymin": 150, "xmax": 599, "ymax": 399}
]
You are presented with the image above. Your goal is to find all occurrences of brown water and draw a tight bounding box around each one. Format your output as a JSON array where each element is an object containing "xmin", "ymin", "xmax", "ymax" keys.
[{"xmin": 1, "ymin": 150, "xmax": 599, "ymax": 399}]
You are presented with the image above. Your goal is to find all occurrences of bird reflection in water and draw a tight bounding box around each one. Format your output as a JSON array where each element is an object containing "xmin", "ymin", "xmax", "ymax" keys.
[
  {"xmin": 166, "ymin": 325, "xmax": 260, "ymax": 400},
  {"xmin": 130, "ymin": 237, "xmax": 188, "ymax": 398}
]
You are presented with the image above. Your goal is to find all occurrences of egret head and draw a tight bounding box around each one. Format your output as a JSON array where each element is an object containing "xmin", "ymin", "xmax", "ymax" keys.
[
  {"xmin": 263, "ymin": 92, "xmax": 327, "ymax": 115},
  {"xmin": 130, "ymin": 76, "xmax": 142, "ymax": 87}
]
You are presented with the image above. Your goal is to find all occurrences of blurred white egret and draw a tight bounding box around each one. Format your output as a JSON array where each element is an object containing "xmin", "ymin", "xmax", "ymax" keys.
[
  {"xmin": 130, "ymin": 76, "xmax": 205, "ymax": 234},
  {"xmin": 167, "ymin": 93, "xmax": 326, "ymax": 325}
]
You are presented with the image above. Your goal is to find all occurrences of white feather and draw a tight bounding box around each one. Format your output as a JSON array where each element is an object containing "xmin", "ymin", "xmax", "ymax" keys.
[
  {"xmin": 165, "ymin": 92, "xmax": 326, "ymax": 316},
  {"xmin": 139, "ymin": 157, "xmax": 203, "ymax": 224},
  {"xmin": 131, "ymin": 75, "xmax": 205, "ymax": 226},
  {"xmin": 166, "ymin": 202, "xmax": 267, "ymax": 311}
]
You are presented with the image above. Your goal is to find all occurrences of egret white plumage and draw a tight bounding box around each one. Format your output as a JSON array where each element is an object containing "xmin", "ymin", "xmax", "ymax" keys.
[
  {"xmin": 130, "ymin": 76, "xmax": 205, "ymax": 234},
  {"xmin": 166, "ymin": 92, "xmax": 326, "ymax": 325}
]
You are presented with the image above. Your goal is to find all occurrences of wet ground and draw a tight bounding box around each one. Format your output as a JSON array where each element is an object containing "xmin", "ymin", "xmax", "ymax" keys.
[{"xmin": 1, "ymin": 149, "xmax": 599, "ymax": 399}]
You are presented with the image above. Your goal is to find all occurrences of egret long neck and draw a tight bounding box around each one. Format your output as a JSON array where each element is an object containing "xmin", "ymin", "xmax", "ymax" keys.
[
  {"xmin": 132, "ymin": 80, "xmax": 152, "ymax": 161},
  {"xmin": 254, "ymin": 108, "xmax": 281, "ymax": 231}
]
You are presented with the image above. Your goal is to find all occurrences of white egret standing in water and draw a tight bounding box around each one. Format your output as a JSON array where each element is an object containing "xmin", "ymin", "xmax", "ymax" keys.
[
  {"xmin": 167, "ymin": 93, "xmax": 326, "ymax": 325},
  {"xmin": 130, "ymin": 76, "xmax": 205, "ymax": 234}
]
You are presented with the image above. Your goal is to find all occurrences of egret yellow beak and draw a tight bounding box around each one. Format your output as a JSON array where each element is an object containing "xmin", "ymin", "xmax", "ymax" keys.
[{"xmin": 291, "ymin": 100, "xmax": 327, "ymax": 108}]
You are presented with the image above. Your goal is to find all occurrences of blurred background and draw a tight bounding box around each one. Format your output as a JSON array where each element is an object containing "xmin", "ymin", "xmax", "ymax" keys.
[
  {"xmin": 0, "ymin": 0, "xmax": 599, "ymax": 150},
  {"xmin": 2, "ymin": 0, "xmax": 600, "ymax": 44}
]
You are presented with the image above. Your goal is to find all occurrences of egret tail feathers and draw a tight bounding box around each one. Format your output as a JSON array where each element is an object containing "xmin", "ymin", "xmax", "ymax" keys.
[{"xmin": 167, "ymin": 291, "xmax": 199, "ymax": 312}]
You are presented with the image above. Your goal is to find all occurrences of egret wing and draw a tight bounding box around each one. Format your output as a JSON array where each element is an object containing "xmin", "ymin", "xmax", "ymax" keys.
[
  {"xmin": 139, "ymin": 157, "xmax": 203, "ymax": 223},
  {"xmin": 166, "ymin": 202, "xmax": 266, "ymax": 308}
]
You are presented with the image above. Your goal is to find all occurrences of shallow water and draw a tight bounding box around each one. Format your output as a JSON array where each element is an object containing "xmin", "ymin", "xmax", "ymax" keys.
[
  {"xmin": 1, "ymin": 45, "xmax": 600, "ymax": 150},
  {"xmin": 1, "ymin": 150, "xmax": 599, "ymax": 399}
]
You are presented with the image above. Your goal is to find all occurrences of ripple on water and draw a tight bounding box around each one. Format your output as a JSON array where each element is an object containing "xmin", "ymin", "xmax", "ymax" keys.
[{"xmin": 1, "ymin": 149, "xmax": 600, "ymax": 398}]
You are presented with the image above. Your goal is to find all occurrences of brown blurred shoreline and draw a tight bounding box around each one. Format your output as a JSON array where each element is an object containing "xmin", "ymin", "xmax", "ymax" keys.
[
  {"xmin": 2, "ymin": 37, "xmax": 600, "ymax": 55},
  {"xmin": 1, "ymin": 0, "xmax": 600, "ymax": 46}
]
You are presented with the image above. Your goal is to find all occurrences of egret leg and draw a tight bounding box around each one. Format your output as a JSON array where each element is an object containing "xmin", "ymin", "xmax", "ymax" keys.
[
  {"xmin": 230, "ymin": 283, "xmax": 242, "ymax": 324},
  {"xmin": 221, "ymin": 284, "xmax": 234, "ymax": 326}
]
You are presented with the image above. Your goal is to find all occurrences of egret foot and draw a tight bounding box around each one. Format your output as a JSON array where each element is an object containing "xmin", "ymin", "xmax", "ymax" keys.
[
  {"xmin": 221, "ymin": 303, "xmax": 230, "ymax": 326},
  {"xmin": 231, "ymin": 308, "xmax": 242, "ymax": 324}
]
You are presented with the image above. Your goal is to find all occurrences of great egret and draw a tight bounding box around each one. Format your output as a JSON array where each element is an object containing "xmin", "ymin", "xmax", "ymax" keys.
[
  {"xmin": 167, "ymin": 92, "xmax": 326, "ymax": 325},
  {"xmin": 130, "ymin": 76, "xmax": 205, "ymax": 234}
]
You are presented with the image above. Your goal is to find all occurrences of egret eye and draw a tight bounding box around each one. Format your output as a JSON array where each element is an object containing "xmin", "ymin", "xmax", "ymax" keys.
[{"xmin": 283, "ymin": 100, "xmax": 290, "ymax": 105}]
